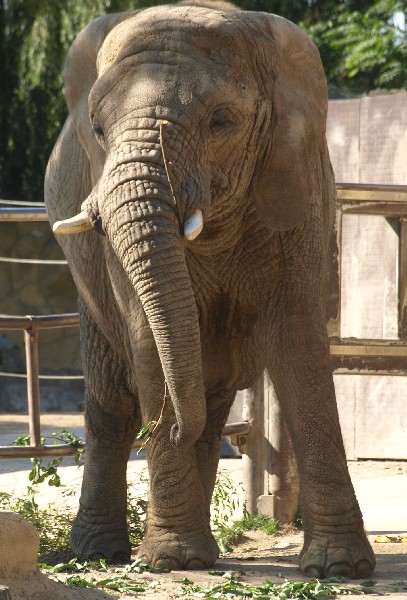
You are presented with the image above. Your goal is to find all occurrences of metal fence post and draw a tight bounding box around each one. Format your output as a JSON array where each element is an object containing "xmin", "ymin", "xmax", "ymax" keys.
[{"xmin": 24, "ymin": 324, "xmax": 42, "ymax": 449}]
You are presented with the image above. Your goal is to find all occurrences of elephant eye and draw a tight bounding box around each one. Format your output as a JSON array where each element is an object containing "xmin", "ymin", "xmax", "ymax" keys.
[
  {"xmin": 209, "ymin": 109, "xmax": 236, "ymax": 132},
  {"xmin": 92, "ymin": 121, "xmax": 105, "ymax": 148}
]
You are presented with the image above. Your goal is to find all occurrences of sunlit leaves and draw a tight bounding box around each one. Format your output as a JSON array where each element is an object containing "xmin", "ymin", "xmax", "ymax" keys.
[{"xmin": 303, "ymin": 1, "xmax": 407, "ymax": 93}]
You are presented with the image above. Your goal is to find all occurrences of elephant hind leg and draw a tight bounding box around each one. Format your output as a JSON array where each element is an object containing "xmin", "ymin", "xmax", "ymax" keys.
[
  {"xmin": 267, "ymin": 317, "xmax": 375, "ymax": 579},
  {"xmin": 71, "ymin": 303, "xmax": 140, "ymax": 561},
  {"xmin": 196, "ymin": 388, "xmax": 237, "ymax": 511}
]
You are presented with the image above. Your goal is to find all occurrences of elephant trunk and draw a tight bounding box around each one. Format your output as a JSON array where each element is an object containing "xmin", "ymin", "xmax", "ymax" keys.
[
  {"xmin": 52, "ymin": 122, "xmax": 208, "ymax": 447},
  {"xmin": 102, "ymin": 161, "xmax": 206, "ymax": 448}
]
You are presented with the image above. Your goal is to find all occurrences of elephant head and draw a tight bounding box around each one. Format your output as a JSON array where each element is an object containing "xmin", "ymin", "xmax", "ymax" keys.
[{"xmin": 52, "ymin": 3, "xmax": 328, "ymax": 447}]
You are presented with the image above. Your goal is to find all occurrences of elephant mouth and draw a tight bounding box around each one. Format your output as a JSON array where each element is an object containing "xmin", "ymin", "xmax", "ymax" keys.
[{"xmin": 53, "ymin": 121, "xmax": 205, "ymax": 240}]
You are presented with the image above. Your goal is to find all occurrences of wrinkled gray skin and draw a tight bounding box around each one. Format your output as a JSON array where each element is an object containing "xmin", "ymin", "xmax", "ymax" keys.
[{"xmin": 45, "ymin": 0, "xmax": 375, "ymax": 578}]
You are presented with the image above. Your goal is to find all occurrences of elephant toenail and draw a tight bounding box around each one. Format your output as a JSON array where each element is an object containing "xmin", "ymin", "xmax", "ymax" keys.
[
  {"xmin": 304, "ymin": 565, "xmax": 323, "ymax": 578},
  {"xmin": 328, "ymin": 562, "xmax": 351, "ymax": 578},
  {"xmin": 185, "ymin": 558, "xmax": 206, "ymax": 570},
  {"xmin": 356, "ymin": 559, "xmax": 374, "ymax": 578},
  {"xmin": 111, "ymin": 551, "xmax": 131, "ymax": 564},
  {"xmin": 154, "ymin": 557, "xmax": 180, "ymax": 571}
]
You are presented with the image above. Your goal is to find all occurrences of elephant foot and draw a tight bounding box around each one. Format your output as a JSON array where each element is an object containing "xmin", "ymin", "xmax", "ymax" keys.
[
  {"xmin": 70, "ymin": 508, "xmax": 131, "ymax": 562},
  {"xmin": 299, "ymin": 529, "xmax": 375, "ymax": 579},
  {"xmin": 136, "ymin": 526, "xmax": 219, "ymax": 570}
]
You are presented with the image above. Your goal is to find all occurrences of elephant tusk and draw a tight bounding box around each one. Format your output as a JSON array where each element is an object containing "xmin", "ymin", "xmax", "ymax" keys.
[
  {"xmin": 52, "ymin": 211, "xmax": 93, "ymax": 235},
  {"xmin": 184, "ymin": 209, "xmax": 203, "ymax": 241}
]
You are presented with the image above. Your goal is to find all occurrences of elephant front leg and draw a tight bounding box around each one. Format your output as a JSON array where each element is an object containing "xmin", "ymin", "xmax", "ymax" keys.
[
  {"xmin": 136, "ymin": 388, "xmax": 219, "ymax": 570},
  {"xmin": 71, "ymin": 315, "xmax": 139, "ymax": 561},
  {"xmin": 268, "ymin": 319, "xmax": 375, "ymax": 579},
  {"xmin": 72, "ymin": 405, "xmax": 138, "ymax": 561}
]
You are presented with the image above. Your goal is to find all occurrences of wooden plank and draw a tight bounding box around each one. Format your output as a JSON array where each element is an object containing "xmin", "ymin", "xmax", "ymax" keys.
[
  {"xmin": 331, "ymin": 355, "xmax": 407, "ymax": 375},
  {"xmin": 326, "ymin": 208, "xmax": 341, "ymax": 337},
  {"xmin": 335, "ymin": 374, "xmax": 407, "ymax": 459},
  {"xmin": 326, "ymin": 99, "xmax": 361, "ymax": 183},
  {"xmin": 354, "ymin": 375, "xmax": 407, "ymax": 459},
  {"xmin": 337, "ymin": 183, "xmax": 407, "ymax": 202},
  {"xmin": 330, "ymin": 342, "xmax": 407, "ymax": 356},
  {"xmin": 339, "ymin": 214, "xmax": 399, "ymax": 340},
  {"xmin": 359, "ymin": 93, "xmax": 407, "ymax": 185},
  {"xmin": 399, "ymin": 219, "xmax": 407, "ymax": 338},
  {"xmin": 340, "ymin": 202, "xmax": 407, "ymax": 216}
]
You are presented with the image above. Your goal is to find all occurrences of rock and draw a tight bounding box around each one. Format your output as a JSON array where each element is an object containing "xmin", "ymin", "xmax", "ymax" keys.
[
  {"xmin": 0, "ymin": 512, "xmax": 39, "ymax": 578},
  {"xmin": 2, "ymin": 572, "xmax": 110, "ymax": 599}
]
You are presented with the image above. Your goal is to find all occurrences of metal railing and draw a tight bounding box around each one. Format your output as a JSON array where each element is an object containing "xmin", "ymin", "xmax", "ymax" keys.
[
  {"xmin": 0, "ymin": 313, "xmax": 81, "ymax": 458},
  {"xmin": 0, "ymin": 200, "xmax": 249, "ymax": 457},
  {"xmin": 2, "ymin": 186, "xmax": 407, "ymax": 517},
  {"xmin": 0, "ymin": 201, "xmax": 85, "ymax": 457},
  {"xmin": 0, "ymin": 199, "xmax": 49, "ymax": 221}
]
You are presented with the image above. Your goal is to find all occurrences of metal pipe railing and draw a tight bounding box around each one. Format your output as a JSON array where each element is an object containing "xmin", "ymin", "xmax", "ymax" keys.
[
  {"xmin": 0, "ymin": 306, "xmax": 251, "ymax": 457},
  {"xmin": 0, "ymin": 201, "xmax": 48, "ymax": 222},
  {"xmin": 0, "ymin": 314, "xmax": 81, "ymax": 457},
  {"xmin": 0, "ymin": 208, "xmax": 48, "ymax": 222},
  {"xmin": 0, "ymin": 202, "xmax": 252, "ymax": 459},
  {"xmin": 0, "ymin": 201, "xmax": 83, "ymax": 457},
  {"xmin": 0, "ymin": 313, "xmax": 79, "ymax": 330}
]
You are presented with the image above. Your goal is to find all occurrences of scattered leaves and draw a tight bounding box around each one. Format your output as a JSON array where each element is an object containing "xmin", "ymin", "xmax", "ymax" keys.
[
  {"xmin": 374, "ymin": 534, "xmax": 407, "ymax": 543},
  {"xmin": 179, "ymin": 573, "xmax": 372, "ymax": 598}
]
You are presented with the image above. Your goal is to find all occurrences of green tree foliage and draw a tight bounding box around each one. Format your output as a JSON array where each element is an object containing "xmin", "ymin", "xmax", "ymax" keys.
[
  {"xmin": 0, "ymin": 0, "xmax": 180, "ymax": 200},
  {"xmin": 303, "ymin": 0, "xmax": 407, "ymax": 94},
  {"xmin": 0, "ymin": 0, "xmax": 406, "ymax": 200}
]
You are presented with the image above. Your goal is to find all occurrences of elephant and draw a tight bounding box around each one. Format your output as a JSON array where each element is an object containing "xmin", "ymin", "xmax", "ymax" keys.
[{"xmin": 45, "ymin": 0, "xmax": 375, "ymax": 578}]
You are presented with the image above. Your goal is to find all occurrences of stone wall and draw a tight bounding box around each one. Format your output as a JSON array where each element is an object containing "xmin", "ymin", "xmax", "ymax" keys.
[
  {"xmin": 0, "ymin": 220, "xmax": 82, "ymax": 411},
  {"xmin": 0, "ymin": 220, "xmax": 80, "ymax": 369}
]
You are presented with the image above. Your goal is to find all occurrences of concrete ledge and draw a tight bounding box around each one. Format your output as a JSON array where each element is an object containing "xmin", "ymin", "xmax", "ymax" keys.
[{"xmin": 257, "ymin": 489, "xmax": 300, "ymax": 524}]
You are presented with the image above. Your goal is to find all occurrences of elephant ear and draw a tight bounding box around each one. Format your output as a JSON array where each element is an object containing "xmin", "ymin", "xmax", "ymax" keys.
[
  {"xmin": 249, "ymin": 14, "xmax": 328, "ymax": 231},
  {"xmin": 63, "ymin": 12, "xmax": 137, "ymax": 184}
]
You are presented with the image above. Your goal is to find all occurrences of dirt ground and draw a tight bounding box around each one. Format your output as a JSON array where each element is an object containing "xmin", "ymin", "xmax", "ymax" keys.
[
  {"xmin": 4, "ymin": 525, "xmax": 406, "ymax": 600},
  {"xmin": 3, "ymin": 479, "xmax": 407, "ymax": 600},
  {"xmin": 0, "ymin": 415, "xmax": 406, "ymax": 599}
]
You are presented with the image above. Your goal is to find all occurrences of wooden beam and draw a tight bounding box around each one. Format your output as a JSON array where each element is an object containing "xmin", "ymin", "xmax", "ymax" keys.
[{"xmin": 399, "ymin": 219, "xmax": 407, "ymax": 338}]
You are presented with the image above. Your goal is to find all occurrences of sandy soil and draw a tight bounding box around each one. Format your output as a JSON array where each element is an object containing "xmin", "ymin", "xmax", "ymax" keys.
[
  {"xmin": 0, "ymin": 414, "xmax": 406, "ymax": 599},
  {"xmin": 7, "ymin": 527, "xmax": 403, "ymax": 600}
]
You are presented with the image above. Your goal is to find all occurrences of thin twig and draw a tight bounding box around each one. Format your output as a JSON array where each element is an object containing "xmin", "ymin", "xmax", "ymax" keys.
[{"xmin": 160, "ymin": 120, "xmax": 184, "ymax": 228}]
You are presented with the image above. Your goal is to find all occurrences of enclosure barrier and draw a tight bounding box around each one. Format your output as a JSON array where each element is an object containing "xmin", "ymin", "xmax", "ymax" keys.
[
  {"xmin": 329, "ymin": 183, "xmax": 407, "ymax": 370},
  {"xmin": 0, "ymin": 200, "xmax": 250, "ymax": 457},
  {"xmin": 2, "ymin": 186, "xmax": 407, "ymax": 519},
  {"xmin": 239, "ymin": 182, "xmax": 407, "ymax": 520},
  {"xmin": 0, "ymin": 304, "xmax": 249, "ymax": 458}
]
